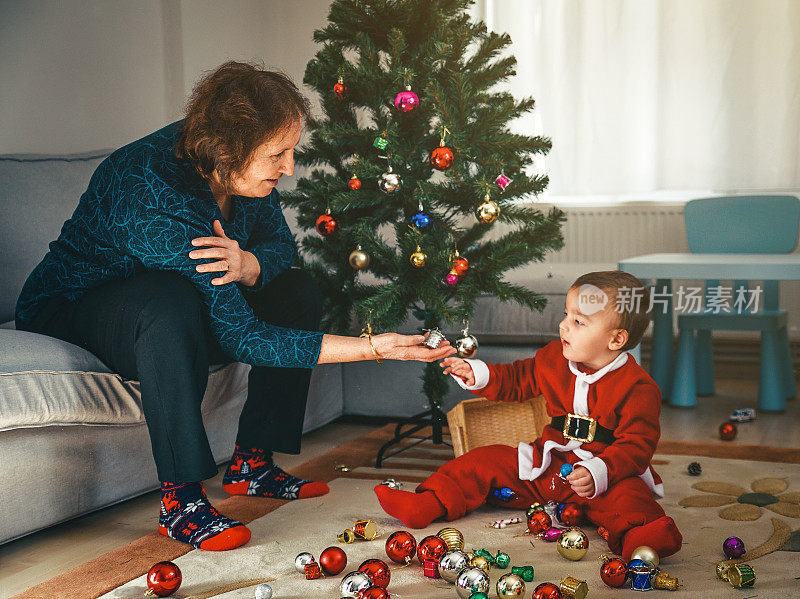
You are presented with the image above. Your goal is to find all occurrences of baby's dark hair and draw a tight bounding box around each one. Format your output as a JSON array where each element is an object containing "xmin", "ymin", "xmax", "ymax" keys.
[{"xmin": 570, "ymin": 270, "xmax": 651, "ymax": 351}]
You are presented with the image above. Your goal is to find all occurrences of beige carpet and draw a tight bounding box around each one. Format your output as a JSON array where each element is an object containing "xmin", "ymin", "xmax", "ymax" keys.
[{"xmin": 100, "ymin": 452, "xmax": 800, "ymax": 598}]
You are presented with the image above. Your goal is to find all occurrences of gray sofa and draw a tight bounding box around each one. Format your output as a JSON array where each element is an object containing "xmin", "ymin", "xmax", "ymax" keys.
[{"xmin": 0, "ymin": 150, "xmax": 595, "ymax": 545}]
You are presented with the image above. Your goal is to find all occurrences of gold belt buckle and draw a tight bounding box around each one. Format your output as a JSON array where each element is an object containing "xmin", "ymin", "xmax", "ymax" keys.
[{"xmin": 563, "ymin": 413, "xmax": 597, "ymax": 443}]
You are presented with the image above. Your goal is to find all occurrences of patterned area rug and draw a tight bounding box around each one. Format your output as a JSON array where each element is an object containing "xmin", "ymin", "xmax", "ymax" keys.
[{"xmin": 11, "ymin": 426, "xmax": 800, "ymax": 599}]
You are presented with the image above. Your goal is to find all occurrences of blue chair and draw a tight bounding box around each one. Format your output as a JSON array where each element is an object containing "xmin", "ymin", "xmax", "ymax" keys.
[{"xmin": 670, "ymin": 195, "xmax": 799, "ymax": 411}]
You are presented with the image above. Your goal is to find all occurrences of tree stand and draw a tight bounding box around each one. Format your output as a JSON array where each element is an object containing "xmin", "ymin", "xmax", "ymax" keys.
[{"xmin": 375, "ymin": 404, "xmax": 451, "ymax": 468}]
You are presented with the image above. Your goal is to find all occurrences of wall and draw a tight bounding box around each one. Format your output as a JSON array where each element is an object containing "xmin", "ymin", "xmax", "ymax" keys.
[{"xmin": 0, "ymin": 0, "xmax": 332, "ymax": 155}]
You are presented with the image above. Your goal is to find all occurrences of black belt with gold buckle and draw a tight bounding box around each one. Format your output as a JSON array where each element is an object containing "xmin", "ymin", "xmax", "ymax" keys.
[{"xmin": 551, "ymin": 414, "xmax": 615, "ymax": 444}]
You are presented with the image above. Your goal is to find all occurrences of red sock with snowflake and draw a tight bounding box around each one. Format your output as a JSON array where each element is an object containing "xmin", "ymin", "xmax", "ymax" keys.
[
  {"xmin": 159, "ymin": 482, "xmax": 250, "ymax": 551},
  {"xmin": 222, "ymin": 445, "xmax": 329, "ymax": 499}
]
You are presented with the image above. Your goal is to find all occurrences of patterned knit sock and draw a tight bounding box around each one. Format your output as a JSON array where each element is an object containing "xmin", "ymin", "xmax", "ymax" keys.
[
  {"xmin": 158, "ymin": 482, "xmax": 251, "ymax": 551},
  {"xmin": 222, "ymin": 445, "xmax": 329, "ymax": 499}
]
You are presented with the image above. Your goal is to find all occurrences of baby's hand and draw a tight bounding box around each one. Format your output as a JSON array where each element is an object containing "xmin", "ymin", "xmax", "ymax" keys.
[
  {"xmin": 566, "ymin": 465, "xmax": 595, "ymax": 498},
  {"xmin": 440, "ymin": 357, "xmax": 476, "ymax": 387}
]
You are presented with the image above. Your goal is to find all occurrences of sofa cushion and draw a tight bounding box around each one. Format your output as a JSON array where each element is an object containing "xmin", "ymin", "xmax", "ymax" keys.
[{"xmin": 0, "ymin": 151, "xmax": 110, "ymax": 323}]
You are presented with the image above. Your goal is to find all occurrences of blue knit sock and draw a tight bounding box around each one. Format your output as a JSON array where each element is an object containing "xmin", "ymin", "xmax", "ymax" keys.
[{"xmin": 222, "ymin": 445, "xmax": 329, "ymax": 499}]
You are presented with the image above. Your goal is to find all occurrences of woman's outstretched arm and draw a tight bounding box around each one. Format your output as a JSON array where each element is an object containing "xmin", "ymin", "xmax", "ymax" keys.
[{"xmin": 316, "ymin": 333, "xmax": 455, "ymax": 364}]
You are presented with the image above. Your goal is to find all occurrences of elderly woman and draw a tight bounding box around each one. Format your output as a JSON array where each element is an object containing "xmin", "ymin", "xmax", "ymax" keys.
[{"xmin": 15, "ymin": 62, "xmax": 454, "ymax": 551}]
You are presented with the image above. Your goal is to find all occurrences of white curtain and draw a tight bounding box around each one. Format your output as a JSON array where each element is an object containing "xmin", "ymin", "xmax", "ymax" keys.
[{"xmin": 472, "ymin": 0, "xmax": 800, "ymax": 197}]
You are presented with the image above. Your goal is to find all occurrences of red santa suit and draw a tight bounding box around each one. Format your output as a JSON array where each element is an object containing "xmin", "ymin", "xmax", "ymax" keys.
[{"xmin": 415, "ymin": 340, "xmax": 682, "ymax": 558}]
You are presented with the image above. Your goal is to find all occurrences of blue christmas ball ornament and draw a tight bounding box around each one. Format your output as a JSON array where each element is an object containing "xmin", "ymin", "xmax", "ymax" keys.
[
  {"xmin": 491, "ymin": 487, "xmax": 516, "ymax": 502},
  {"xmin": 560, "ymin": 463, "xmax": 573, "ymax": 478},
  {"xmin": 410, "ymin": 210, "xmax": 432, "ymax": 230}
]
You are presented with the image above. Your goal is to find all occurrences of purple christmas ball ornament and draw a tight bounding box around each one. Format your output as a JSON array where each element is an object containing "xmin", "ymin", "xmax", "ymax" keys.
[{"xmin": 723, "ymin": 536, "xmax": 746, "ymax": 559}]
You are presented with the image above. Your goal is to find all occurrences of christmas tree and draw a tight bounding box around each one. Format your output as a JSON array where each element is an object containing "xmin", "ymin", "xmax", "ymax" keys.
[{"xmin": 283, "ymin": 0, "xmax": 565, "ymax": 418}]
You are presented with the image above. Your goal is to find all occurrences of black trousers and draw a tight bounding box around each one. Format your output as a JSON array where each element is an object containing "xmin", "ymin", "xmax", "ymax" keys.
[{"xmin": 20, "ymin": 268, "xmax": 323, "ymax": 482}]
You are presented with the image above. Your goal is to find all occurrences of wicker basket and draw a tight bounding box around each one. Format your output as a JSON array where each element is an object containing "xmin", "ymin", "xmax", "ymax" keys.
[{"xmin": 446, "ymin": 396, "xmax": 550, "ymax": 457}]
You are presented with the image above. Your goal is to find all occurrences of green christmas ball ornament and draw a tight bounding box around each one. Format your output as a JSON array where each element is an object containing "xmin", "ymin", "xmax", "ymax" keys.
[
  {"xmin": 468, "ymin": 593, "xmax": 489, "ymax": 599},
  {"xmin": 495, "ymin": 551, "xmax": 511, "ymax": 569}
]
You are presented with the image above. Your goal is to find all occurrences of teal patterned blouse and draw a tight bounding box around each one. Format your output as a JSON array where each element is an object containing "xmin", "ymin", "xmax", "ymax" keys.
[{"xmin": 16, "ymin": 121, "xmax": 323, "ymax": 369}]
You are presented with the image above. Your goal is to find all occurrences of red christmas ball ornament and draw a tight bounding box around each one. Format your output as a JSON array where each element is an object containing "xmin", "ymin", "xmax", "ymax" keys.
[
  {"xmin": 145, "ymin": 561, "xmax": 182, "ymax": 597},
  {"xmin": 559, "ymin": 502, "xmax": 583, "ymax": 526},
  {"xmin": 359, "ymin": 588, "xmax": 390, "ymax": 599},
  {"xmin": 385, "ymin": 530, "xmax": 417, "ymax": 564},
  {"xmin": 358, "ymin": 558, "xmax": 391, "ymax": 588},
  {"xmin": 430, "ymin": 143, "xmax": 455, "ymax": 170},
  {"xmin": 334, "ymin": 77, "xmax": 347, "ymax": 100},
  {"xmin": 533, "ymin": 582, "xmax": 563, "ymax": 599},
  {"xmin": 394, "ymin": 85, "xmax": 419, "ymax": 113},
  {"xmin": 316, "ymin": 212, "xmax": 339, "ymax": 237},
  {"xmin": 319, "ymin": 546, "xmax": 348, "ymax": 575},
  {"xmin": 417, "ymin": 534, "xmax": 447, "ymax": 564},
  {"xmin": 600, "ymin": 557, "xmax": 629, "ymax": 587},
  {"xmin": 348, "ymin": 174, "xmax": 362, "ymax": 190},
  {"xmin": 719, "ymin": 422, "xmax": 737, "ymax": 441},
  {"xmin": 452, "ymin": 255, "xmax": 469, "ymax": 276},
  {"xmin": 527, "ymin": 510, "xmax": 552, "ymax": 535}
]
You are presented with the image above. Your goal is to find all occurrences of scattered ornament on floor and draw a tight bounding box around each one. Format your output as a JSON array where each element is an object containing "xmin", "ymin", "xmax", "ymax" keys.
[
  {"xmin": 455, "ymin": 566, "xmax": 491, "ymax": 599},
  {"xmin": 559, "ymin": 463, "xmax": 573, "ymax": 479},
  {"xmin": 456, "ymin": 324, "xmax": 479, "ymax": 359},
  {"xmin": 487, "ymin": 517, "xmax": 523, "ymax": 529},
  {"xmin": 600, "ymin": 557, "xmax": 628, "ymax": 587},
  {"xmin": 494, "ymin": 171, "xmax": 513, "ymax": 191},
  {"xmin": 558, "ymin": 502, "xmax": 583, "ymax": 527},
  {"xmin": 496, "ymin": 572, "xmax": 525, "ymax": 596},
  {"xmin": 511, "ymin": 565, "xmax": 535, "ymax": 582},
  {"xmin": 541, "ymin": 527, "xmax": 563, "ymax": 542},
  {"xmin": 436, "ymin": 526, "xmax": 465, "ymax": 550},
  {"xmin": 532, "ymin": 582, "xmax": 563, "ymax": 599},
  {"xmin": 333, "ymin": 76, "xmax": 347, "ymax": 100},
  {"xmin": 358, "ymin": 558, "xmax": 391, "ymax": 588},
  {"xmin": 385, "ymin": 530, "xmax": 417, "ymax": 564},
  {"xmin": 723, "ymin": 536, "xmax": 746, "ymax": 559},
  {"xmin": 559, "ymin": 576, "xmax": 589, "ymax": 599},
  {"xmin": 726, "ymin": 563, "xmax": 756, "ymax": 588},
  {"xmin": 349, "ymin": 245, "xmax": 370, "ymax": 270},
  {"xmin": 527, "ymin": 510, "xmax": 552, "ymax": 535},
  {"xmin": 348, "ymin": 173, "xmax": 362, "ymax": 190},
  {"xmin": 339, "ymin": 570, "xmax": 372, "ymax": 597},
  {"xmin": 730, "ymin": 407, "xmax": 756, "ymax": 422},
  {"xmin": 439, "ymin": 549, "xmax": 471, "ymax": 583},
  {"xmin": 334, "ymin": 464, "xmax": 351, "ymax": 472},
  {"xmin": 303, "ymin": 561, "xmax": 321, "ymax": 579},
  {"xmin": 360, "ymin": 587, "xmax": 390, "ymax": 599},
  {"xmin": 652, "ymin": 571, "xmax": 681, "ymax": 590},
  {"xmin": 145, "ymin": 561, "xmax": 182, "ymax": 597},
  {"xmin": 394, "ymin": 85, "xmax": 419, "ymax": 113},
  {"xmin": 630, "ymin": 545, "xmax": 660, "ymax": 568},
  {"xmin": 338, "ymin": 528, "xmax": 356, "ymax": 543},
  {"xmin": 716, "ymin": 562, "xmax": 732, "ymax": 580},
  {"xmin": 491, "ymin": 487, "xmax": 516, "ymax": 503},
  {"xmin": 417, "ymin": 534, "xmax": 448, "ymax": 564},
  {"xmin": 423, "ymin": 557, "xmax": 440, "ymax": 578},
  {"xmin": 380, "ymin": 477, "xmax": 402, "ymax": 490},
  {"xmin": 688, "ymin": 461, "xmax": 702, "ymax": 476},
  {"xmin": 315, "ymin": 208, "xmax": 339, "ymax": 236},
  {"xmin": 628, "ymin": 563, "xmax": 654, "ymax": 591},
  {"xmin": 378, "ymin": 166, "xmax": 402, "ymax": 193},
  {"xmin": 320, "ymin": 546, "xmax": 348, "ymax": 575},
  {"xmin": 596, "ymin": 526, "xmax": 610, "ymax": 541},
  {"xmin": 526, "ymin": 503, "xmax": 545, "ymax": 517},
  {"xmin": 470, "ymin": 554, "xmax": 492, "ymax": 573},
  {"xmin": 599, "ymin": 551, "xmax": 621, "ymax": 564},
  {"xmin": 254, "ymin": 582, "xmax": 273, "ymax": 599},
  {"xmin": 409, "ymin": 245, "xmax": 427, "ymax": 268},
  {"xmin": 557, "ymin": 528, "xmax": 589, "ymax": 561},
  {"xmin": 719, "ymin": 421, "xmax": 738, "ymax": 441},
  {"xmin": 423, "ymin": 328, "xmax": 445, "ymax": 349},
  {"xmin": 353, "ymin": 519, "xmax": 379, "ymax": 541},
  {"xmin": 494, "ymin": 551, "xmax": 511, "ymax": 569},
  {"xmin": 468, "ymin": 593, "xmax": 489, "ymax": 599},
  {"xmin": 294, "ymin": 552, "xmax": 315, "ymax": 573}
]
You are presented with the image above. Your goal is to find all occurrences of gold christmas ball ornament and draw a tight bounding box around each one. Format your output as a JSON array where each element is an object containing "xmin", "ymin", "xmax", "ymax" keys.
[
  {"xmin": 475, "ymin": 197, "xmax": 500, "ymax": 224},
  {"xmin": 496, "ymin": 573, "xmax": 526, "ymax": 597},
  {"xmin": 556, "ymin": 527, "xmax": 589, "ymax": 561},
  {"xmin": 349, "ymin": 245, "xmax": 370, "ymax": 270},
  {"xmin": 470, "ymin": 554, "xmax": 492, "ymax": 573},
  {"xmin": 409, "ymin": 245, "xmax": 427, "ymax": 268},
  {"xmin": 630, "ymin": 545, "xmax": 659, "ymax": 568},
  {"xmin": 436, "ymin": 527, "xmax": 465, "ymax": 551}
]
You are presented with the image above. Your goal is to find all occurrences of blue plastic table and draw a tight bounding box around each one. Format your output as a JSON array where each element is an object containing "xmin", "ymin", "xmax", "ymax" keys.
[{"xmin": 618, "ymin": 252, "xmax": 800, "ymax": 404}]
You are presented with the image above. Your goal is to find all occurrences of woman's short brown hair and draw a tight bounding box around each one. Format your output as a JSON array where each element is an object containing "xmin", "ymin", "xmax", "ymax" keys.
[
  {"xmin": 570, "ymin": 270, "xmax": 651, "ymax": 351},
  {"xmin": 176, "ymin": 61, "xmax": 312, "ymax": 187}
]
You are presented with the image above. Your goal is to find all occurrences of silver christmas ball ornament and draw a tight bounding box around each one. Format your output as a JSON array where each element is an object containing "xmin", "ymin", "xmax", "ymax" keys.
[
  {"xmin": 496, "ymin": 573, "xmax": 526, "ymax": 597},
  {"xmin": 455, "ymin": 566, "xmax": 490, "ymax": 598},
  {"xmin": 455, "ymin": 326, "xmax": 478, "ymax": 358},
  {"xmin": 438, "ymin": 549, "xmax": 470, "ymax": 583},
  {"xmin": 294, "ymin": 552, "xmax": 315, "ymax": 572},
  {"xmin": 378, "ymin": 167, "xmax": 402, "ymax": 194},
  {"xmin": 339, "ymin": 571, "xmax": 372, "ymax": 597},
  {"xmin": 381, "ymin": 477, "xmax": 402, "ymax": 490},
  {"xmin": 254, "ymin": 583, "xmax": 273, "ymax": 599}
]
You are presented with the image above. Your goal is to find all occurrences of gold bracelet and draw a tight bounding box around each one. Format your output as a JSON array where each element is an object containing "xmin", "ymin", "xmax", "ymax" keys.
[{"xmin": 360, "ymin": 324, "xmax": 383, "ymax": 365}]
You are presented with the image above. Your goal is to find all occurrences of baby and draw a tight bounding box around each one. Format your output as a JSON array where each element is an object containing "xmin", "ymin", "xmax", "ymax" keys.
[{"xmin": 375, "ymin": 270, "xmax": 682, "ymax": 561}]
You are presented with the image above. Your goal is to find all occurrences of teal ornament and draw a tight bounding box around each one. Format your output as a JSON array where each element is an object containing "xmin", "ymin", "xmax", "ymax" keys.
[
  {"xmin": 469, "ymin": 593, "xmax": 490, "ymax": 599},
  {"xmin": 474, "ymin": 548, "xmax": 495, "ymax": 563},
  {"xmin": 495, "ymin": 552, "xmax": 510, "ymax": 569}
]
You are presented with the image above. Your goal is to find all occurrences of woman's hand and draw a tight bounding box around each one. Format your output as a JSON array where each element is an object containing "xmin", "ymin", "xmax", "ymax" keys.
[
  {"xmin": 440, "ymin": 356, "xmax": 476, "ymax": 386},
  {"xmin": 371, "ymin": 332, "xmax": 456, "ymax": 362},
  {"xmin": 190, "ymin": 220, "xmax": 261, "ymax": 286}
]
